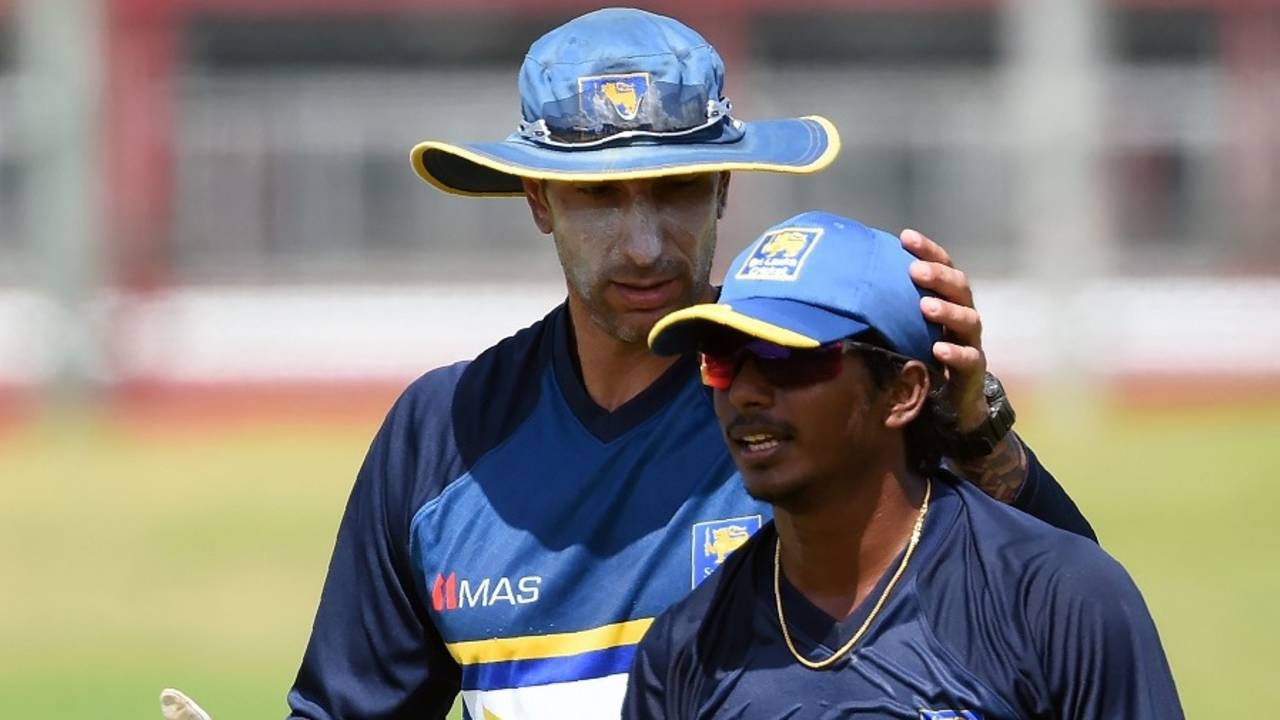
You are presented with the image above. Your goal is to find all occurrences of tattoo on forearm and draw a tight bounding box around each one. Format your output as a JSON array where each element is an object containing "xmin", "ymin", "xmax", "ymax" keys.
[{"xmin": 951, "ymin": 431, "xmax": 1028, "ymax": 504}]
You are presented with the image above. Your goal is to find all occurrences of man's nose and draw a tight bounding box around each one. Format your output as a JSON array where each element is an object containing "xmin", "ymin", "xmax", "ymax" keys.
[
  {"xmin": 727, "ymin": 357, "xmax": 775, "ymax": 412},
  {"xmin": 619, "ymin": 194, "xmax": 663, "ymax": 267}
]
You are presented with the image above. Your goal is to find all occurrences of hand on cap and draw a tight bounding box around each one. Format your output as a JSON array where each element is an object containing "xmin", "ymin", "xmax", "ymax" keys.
[{"xmin": 900, "ymin": 228, "xmax": 989, "ymax": 432}]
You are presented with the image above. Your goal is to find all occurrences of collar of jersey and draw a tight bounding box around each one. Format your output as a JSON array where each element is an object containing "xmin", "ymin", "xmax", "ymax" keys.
[
  {"xmin": 550, "ymin": 302, "xmax": 704, "ymax": 444},
  {"xmin": 768, "ymin": 477, "xmax": 963, "ymax": 654}
]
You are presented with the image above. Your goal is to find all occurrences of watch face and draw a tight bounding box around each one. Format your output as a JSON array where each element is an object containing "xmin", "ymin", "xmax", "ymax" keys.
[
  {"xmin": 982, "ymin": 372, "xmax": 1004, "ymax": 399},
  {"xmin": 949, "ymin": 374, "xmax": 1015, "ymax": 460}
]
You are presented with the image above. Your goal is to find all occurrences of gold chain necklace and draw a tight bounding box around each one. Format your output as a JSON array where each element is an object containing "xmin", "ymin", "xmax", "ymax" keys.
[{"xmin": 773, "ymin": 478, "xmax": 931, "ymax": 670}]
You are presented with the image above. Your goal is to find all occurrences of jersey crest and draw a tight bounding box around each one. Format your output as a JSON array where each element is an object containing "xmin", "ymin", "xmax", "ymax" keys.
[{"xmin": 692, "ymin": 515, "xmax": 762, "ymax": 587}]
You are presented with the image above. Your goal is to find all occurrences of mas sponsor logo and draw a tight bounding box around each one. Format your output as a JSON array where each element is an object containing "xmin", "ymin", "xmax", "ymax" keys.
[
  {"xmin": 579, "ymin": 72, "xmax": 650, "ymax": 123},
  {"xmin": 430, "ymin": 572, "xmax": 542, "ymax": 612},
  {"xmin": 692, "ymin": 515, "xmax": 763, "ymax": 587},
  {"xmin": 734, "ymin": 227, "xmax": 823, "ymax": 282},
  {"xmin": 920, "ymin": 710, "xmax": 983, "ymax": 720}
]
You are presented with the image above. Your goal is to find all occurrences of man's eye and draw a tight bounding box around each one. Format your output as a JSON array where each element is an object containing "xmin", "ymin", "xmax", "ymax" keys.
[
  {"xmin": 663, "ymin": 175, "xmax": 699, "ymax": 188},
  {"xmin": 576, "ymin": 184, "xmax": 613, "ymax": 196},
  {"xmin": 656, "ymin": 175, "xmax": 706, "ymax": 196}
]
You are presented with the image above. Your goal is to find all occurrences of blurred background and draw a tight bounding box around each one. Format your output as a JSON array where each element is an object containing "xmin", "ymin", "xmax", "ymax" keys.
[{"xmin": 1, "ymin": 0, "xmax": 1277, "ymax": 717}]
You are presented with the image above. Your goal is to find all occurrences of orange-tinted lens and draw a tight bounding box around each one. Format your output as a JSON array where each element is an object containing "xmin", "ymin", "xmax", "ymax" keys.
[{"xmin": 699, "ymin": 353, "xmax": 736, "ymax": 390}]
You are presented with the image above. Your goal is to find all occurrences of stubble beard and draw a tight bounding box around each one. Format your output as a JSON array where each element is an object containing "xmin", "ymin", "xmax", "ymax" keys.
[{"xmin": 555, "ymin": 227, "xmax": 717, "ymax": 345}]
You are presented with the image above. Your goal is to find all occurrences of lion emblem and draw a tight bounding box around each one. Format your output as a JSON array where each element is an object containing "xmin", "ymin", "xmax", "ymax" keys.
[
  {"xmin": 601, "ymin": 80, "xmax": 642, "ymax": 120},
  {"xmin": 704, "ymin": 525, "xmax": 751, "ymax": 565},
  {"xmin": 760, "ymin": 230, "xmax": 811, "ymax": 258}
]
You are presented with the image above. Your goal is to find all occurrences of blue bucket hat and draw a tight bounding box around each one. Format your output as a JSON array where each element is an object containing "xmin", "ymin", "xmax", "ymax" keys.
[
  {"xmin": 649, "ymin": 210, "xmax": 942, "ymax": 367},
  {"xmin": 410, "ymin": 8, "xmax": 840, "ymax": 197}
]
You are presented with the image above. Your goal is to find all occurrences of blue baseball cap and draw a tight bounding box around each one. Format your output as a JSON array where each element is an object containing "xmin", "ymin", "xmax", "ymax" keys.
[
  {"xmin": 649, "ymin": 211, "xmax": 942, "ymax": 366},
  {"xmin": 411, "ymin": 8, "xmax": 840, "ymax": 197}
]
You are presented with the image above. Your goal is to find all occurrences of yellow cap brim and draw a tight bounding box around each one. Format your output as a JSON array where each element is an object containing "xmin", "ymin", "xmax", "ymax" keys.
[{"xmin": 647, "ymin": 303, "xmax": 821, "ymax": 356}]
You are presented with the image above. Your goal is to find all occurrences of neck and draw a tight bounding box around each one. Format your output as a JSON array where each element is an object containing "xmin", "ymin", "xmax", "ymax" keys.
[
  {"xmin": 565, "ymin": 295, "xmax": 678, "ymax": 412},
  {"xmin": 774, "ymin": 461, "xmax": 927, "ymax": 621}
]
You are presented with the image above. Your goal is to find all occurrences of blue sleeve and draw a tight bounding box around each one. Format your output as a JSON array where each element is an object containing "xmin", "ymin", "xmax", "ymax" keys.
[
  {"xmin": 622, "ymin": 615, "xmax": 675, "ymax": 720},
  {"xmin": 622, "ymin": 539, "xmax": 753, "ymax": 720},
  {"xmin": 287, "ymin": 368, "xmax": 467, "ymax": 719},
  {"xmin": 1011, "ymin": 439, "xmax": 1098, "ymax": 542},
  {"xmin": 624, "ymin": 609, "xmax": 705, "ymax": 720},
  {"xmin": 1033, "ymin": 543, "xmax": 1184, "ymax": 719}
]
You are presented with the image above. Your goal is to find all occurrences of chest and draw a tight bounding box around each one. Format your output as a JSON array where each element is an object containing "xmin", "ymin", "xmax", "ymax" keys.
[
  {"xmin": 410, "ymin": 381, "xmax": 771, "ymax": 645},
  {"xmin": 683, "ymin": 596, "xmax": 1023, "ymax": 720}
]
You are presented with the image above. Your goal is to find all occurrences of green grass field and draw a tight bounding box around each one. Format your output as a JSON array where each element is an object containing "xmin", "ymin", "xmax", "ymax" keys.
[{"xmin": 1, "ymin": 396, "xmax": 1276, "ymax": 719}]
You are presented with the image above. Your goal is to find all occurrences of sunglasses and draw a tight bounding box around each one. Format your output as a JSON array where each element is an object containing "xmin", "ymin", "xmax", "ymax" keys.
[{"xmin": 699, "ymin": 338, "xmax": 911, "ymax": 391}]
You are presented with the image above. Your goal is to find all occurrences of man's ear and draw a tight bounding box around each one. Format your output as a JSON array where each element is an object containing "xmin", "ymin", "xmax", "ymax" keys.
[
  {"xmin": 716, "ymin": 171, "xmax": 731, "ymax": 219},
  {"xmin": 884, "ymin": 361, "xmax": 930, "ymax": 430},
  {"xmin": 522, "ymin": 178, "xmax": 554, "ymax": 234}
]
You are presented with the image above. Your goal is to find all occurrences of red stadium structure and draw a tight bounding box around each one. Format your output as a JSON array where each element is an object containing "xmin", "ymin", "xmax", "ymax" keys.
[
  {"xmin": 3, "ymin": 0, "xmax": 1266, "ymax": 294},
  {"xmin": 0, "ymin": 0, "xmax": 1278, "ymax": 421}
]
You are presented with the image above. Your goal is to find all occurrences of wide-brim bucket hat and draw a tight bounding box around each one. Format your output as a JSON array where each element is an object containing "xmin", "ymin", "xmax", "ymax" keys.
[{"xmin": 410, "ymin": 8, "xmax": 841, "ymax": 197}]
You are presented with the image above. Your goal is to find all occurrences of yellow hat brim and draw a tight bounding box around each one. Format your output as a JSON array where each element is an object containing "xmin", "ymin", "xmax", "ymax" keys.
[{"xmin": 647, "ymin": 303, "xmax": 821, "ymax": 356}]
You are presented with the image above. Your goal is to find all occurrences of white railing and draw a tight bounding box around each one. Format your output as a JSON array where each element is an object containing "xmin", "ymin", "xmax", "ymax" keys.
[{"xmin": 1, "ymin": 278, "xmax": 1277, "ymax": 385}]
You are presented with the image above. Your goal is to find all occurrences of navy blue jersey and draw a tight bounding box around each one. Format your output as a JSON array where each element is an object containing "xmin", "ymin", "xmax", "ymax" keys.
[
  {"xmin": 623, "ymin": 478, "xmax": 1181, "ymax": 720},
  {"xmin": 288, "ymin": 303, "xmax": 1093, "ymax": 720}
]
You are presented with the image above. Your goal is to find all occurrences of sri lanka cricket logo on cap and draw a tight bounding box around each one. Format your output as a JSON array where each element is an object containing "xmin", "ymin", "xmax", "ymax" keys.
[
  {"xmin": 735, "ymin": 227, "xmax": 823, "ymax": 282},
  {"xmin": 579, "ymin": 72, "xmax": 650, "ymax": 123},
  {"xmin": 692, "ymin": 515, "xmax": 762, "ymax": 587}
]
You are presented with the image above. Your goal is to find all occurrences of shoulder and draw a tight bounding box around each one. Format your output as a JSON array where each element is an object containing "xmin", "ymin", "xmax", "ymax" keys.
[
  {"xmin": 1018, "ymin": 526, "xmax": 1149, "ymax": 640},
  {"xmin": 947, "ymin": 481, "xmax": 1150, "ymax": 642},
  {"xmin": 450, "ymin": 304, "xmax": 561, "ymax": 467},
  {"xmin": 949, "ymin": 481, "xmax": 1130, "ymax": 590},
  {"xmin": 397, "ymin": 301, "xmax": 558, "ymax": 405},
  {"xmin": 917, "ymin": 481, "xmax": 1162, "ymax": 712},
  {"xmin": 370, "ymin": 305, "xmax": 562, "ymax": 511},
  {"xmin": 959, "ymin": 481, "xmax": 1130, "ymax": 585},
  {"xmin": 954, "ymin": 488, "xmax": 1183, "ymax": 716},
  {"xmin": 388, "ymin": 304, "xmax": 560, "ymax": 461},
  {"xmin": 392, "ymin": 360, "xmax": 470, "ymax": 430},
  {"xmin": 639, "ymin": 524, "xmax": 773, "ymax": 664}
]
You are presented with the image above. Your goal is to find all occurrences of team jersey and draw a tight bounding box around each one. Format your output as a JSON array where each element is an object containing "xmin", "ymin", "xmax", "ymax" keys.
[
  {"xmin": 623, "ymin": 478, "xmax": 1182, "ymax": 720},
  {"xmin": 287, "ymin": 302, "xmax": 1095, "ymax": 720}
]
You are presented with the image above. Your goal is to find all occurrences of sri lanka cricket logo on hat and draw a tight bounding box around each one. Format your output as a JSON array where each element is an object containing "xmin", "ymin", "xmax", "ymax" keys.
[
  {"xmin": 734, "ymin": 227, "xmax": 824, "ymax": 282},
  {"xmin": 579, "ymin": 72, "xmax": 650, "ymax": 123},
  {"xmin": 692, "ymin": 515, "xmax": 762, "ymax": 587}
]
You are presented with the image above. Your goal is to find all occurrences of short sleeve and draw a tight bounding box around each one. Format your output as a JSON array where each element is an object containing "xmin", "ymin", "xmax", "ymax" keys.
[
  {"xmin": 1033, "ymin": 544, "xmax": 1184, "ymax": 719},
  {"xmin": 288, "ymin": 368, "xmax": 467, "ymax": 719},
  {"xmin": 622, "ymin": 613, "xmax": 680, "ymax": 720}
]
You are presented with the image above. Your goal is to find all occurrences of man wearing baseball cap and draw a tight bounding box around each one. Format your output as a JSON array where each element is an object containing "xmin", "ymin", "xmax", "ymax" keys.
[
  {"xmin": 272, "ymin": 9, "xmax": 1096, "ymax": 720},
  {"xmin": 626, "ymin": 211, "xmax": 1182, "ymax": 719}
]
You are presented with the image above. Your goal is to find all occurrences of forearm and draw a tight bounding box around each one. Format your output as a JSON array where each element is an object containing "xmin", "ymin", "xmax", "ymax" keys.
[
  {"xmin": 947, "ymin": 429, "xmax": 1028, "ymax": 504},
  {"xmin": 949, "ymin": 432, "xmax": 1098, "ymax": 542}
]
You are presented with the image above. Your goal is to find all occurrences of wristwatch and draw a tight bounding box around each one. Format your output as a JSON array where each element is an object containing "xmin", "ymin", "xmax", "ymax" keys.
[{"xmin": 949, "ymin": 372, "xmax": 1016, "ymax": 461}]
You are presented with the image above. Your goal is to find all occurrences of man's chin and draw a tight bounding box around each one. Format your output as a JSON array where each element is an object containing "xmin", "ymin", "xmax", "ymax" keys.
[
  {"xmin": 606, "ymin": 302, "xmax": 690, "ymax": 345},
  {"xmin": 741, "ymin": 470, "xmax": 806, "ymax": 508},
  {"xmin": 588, "ymin": 311, "xmax": 659, "ymax": 345}
]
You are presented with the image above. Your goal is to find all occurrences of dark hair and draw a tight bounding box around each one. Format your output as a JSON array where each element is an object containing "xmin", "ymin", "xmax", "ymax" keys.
[{"xmin": 851, "ymin": 333, "xmax": 957, "ymax": 477}]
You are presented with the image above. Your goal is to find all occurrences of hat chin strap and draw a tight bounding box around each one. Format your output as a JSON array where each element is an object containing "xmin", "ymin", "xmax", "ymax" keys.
[{"xmin": 517, "ymin": 98, "xmax": 736, "ymax": 148}]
